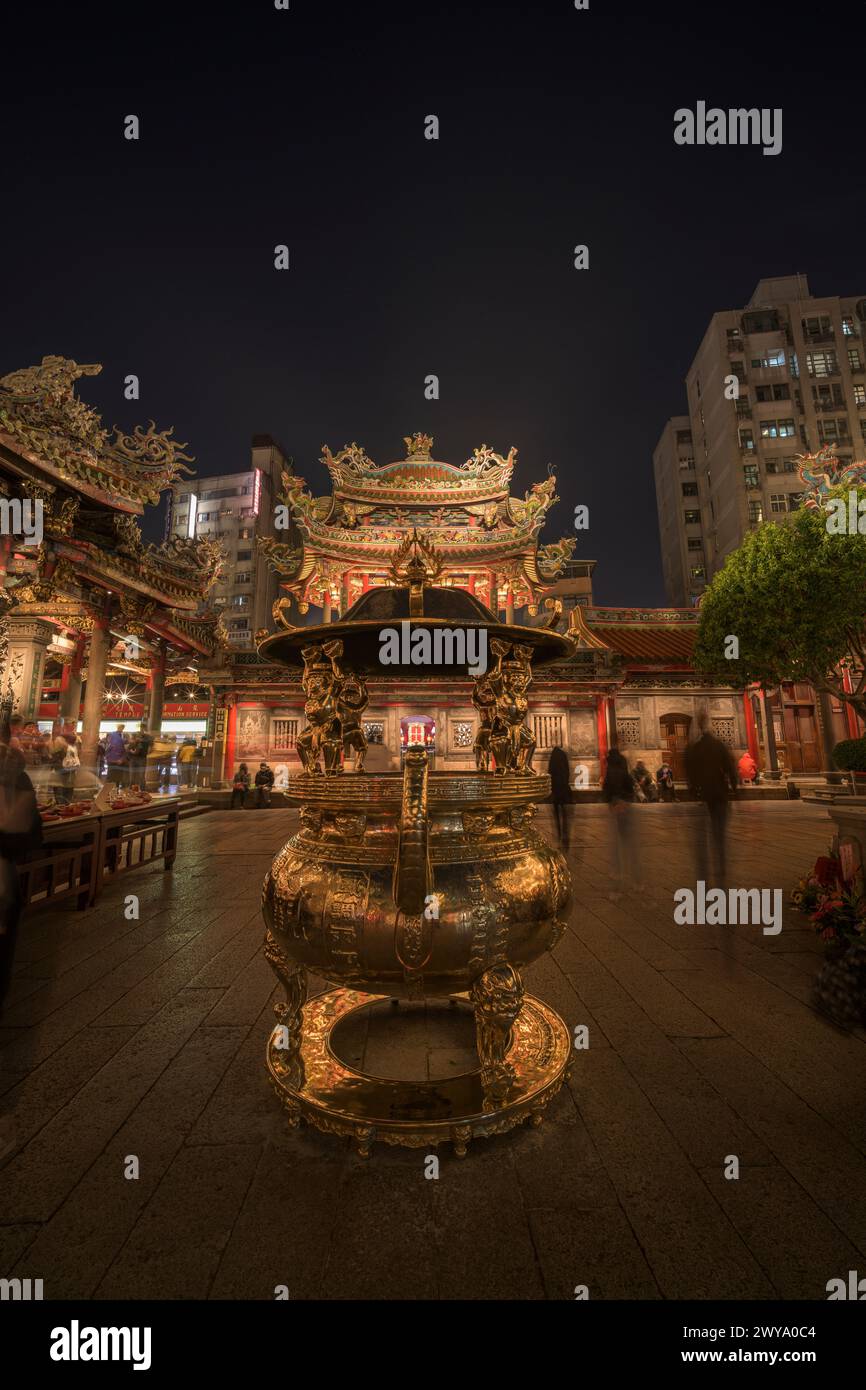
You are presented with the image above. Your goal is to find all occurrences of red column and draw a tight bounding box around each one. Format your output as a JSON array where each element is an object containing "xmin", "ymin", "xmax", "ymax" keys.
[
  {"xmin": 743, "ymin": 689, "xmax": 759, "ymax": 761},
  {"xmin": 596, "ymin": 694, "xmax": 608, "ymax": 778},
  {"xmin": 225, "ymin": 701, "xmax": 238, "ymax": 780}
]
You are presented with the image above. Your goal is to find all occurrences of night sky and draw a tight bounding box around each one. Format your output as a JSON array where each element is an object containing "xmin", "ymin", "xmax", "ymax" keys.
[{"xmin": 3, "ymin": 0, "xmax": 863, "ymax": 604}]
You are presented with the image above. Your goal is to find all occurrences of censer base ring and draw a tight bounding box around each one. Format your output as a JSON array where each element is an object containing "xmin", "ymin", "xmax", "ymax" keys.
[{"xmin": 266, "ymin": 987, "xmax": 571, "ymax": 1158}]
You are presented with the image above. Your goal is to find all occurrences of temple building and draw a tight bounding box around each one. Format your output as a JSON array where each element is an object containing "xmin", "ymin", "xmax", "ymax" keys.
[
  {"xmin": 0, "ymin": 370, "xmax": 853, "ymax": 788},
  {"xmin": 206, "ymin": 433, "xmax": 783, "ymax": 786},
  {"xmin": 0, "ymin": 356, "xmax": 224, "ymax": 763}
]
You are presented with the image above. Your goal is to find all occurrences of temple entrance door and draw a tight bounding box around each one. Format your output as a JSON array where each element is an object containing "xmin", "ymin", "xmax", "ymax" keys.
[
  {"xmin": 659, "ymin": 713, "xmax": 691, "ymax": 782},
  {"xmin": 783, "ymin": 705, "xmax": 820, "ymax": 773},
  {"xmin": 400, "ymin": 714, "xmax": 436, "ymax": 767}
]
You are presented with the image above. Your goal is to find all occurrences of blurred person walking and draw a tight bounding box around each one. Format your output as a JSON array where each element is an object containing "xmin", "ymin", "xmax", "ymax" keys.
[
  {"xmin": 104, "ymin": 723, "xmax": 129, "ymax": 786},
  {"xmin": 602, "ymin": 747, "xmax": 640, "ymax": 898},
  {"xmin": 547, "ymin": 745, "xmax": 572, "ymax": 850},
  {"xmin": 0, "ymin": 719, "xmax": 42, "ymax": 1018},
  {"xmin": 177, "ymin": 737, "xmax": 197, "ymax": 788},
  {"xmin": 128, "ymin": 726, "xmax": 152, "ymax": 788},
  {"xmin": 685, "ymin": 711, "xmax": 738, "ymax": 887}
]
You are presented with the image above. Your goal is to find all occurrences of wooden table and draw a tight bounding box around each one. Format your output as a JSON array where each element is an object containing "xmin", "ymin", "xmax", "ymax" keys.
[
  {"xmin": 20, "ymin": 795, "xmax": 181, "ymax": 914},
  {"xmin": 95, "ymin": 796, "xmax": 180, "ymax": 899},
  {"xmin": 18, "ymin": 812, "xmax": 101, "ymax": 913}
]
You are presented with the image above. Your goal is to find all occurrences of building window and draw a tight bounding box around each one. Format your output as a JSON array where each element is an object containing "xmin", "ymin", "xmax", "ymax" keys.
[
  {"xmin": 711, "ymin": 718, "xmax": 735, "ymax": 746},
  {"xmin": 687, "ymin": 537, "xmax": 703, "ymax": 551},
  {"xmin": 235, "ymin": 572, "xmax": 253, "ymax": 585},
  {"xmin": 684, "ymin": 509, "xmax": 701, "ymax": 525},
  {"xmin": 760, "ymin": 418, "xmax": 795, "ymax": 438},
  {"xmin": 748, "ymin": 501, "xmax": 763, "ymax": 524},
  {"xmin": 848, "ymin": 347, "xmax": 863, "ymax": 371},
  {"xmin": 842, "ymin": 316, "xmax": 855, "ymax": 337},
  {"xmin": 802, "ymin": 315, "xmax": 833, "ymax": 342},
  {"xmin": 743, "ymin": 463, "xmax": 759, "ymax": 489},
  {"xmin": 818, "ymin": 418, "xmax": 849, "ymax": 443},
  {"xmin": 615, "ymin": 718, "xmax": 641, "ymax": 747},
  {"xmin": 238, "ymin": 527, "xmax": 254, "ymax": 540},
  {"xmin": 531, "ymin": 714, "xmax": 564, "ymax": 750},
  {"xmin": 770, "ymin": 493, "xmax": 788, "ymax": 513},
  {"xmin": 755, "ymin": 383, "xmax": 790, "ymax": 402},
  {"xmin": 236, "ymin": 550, "xmax": 252, "ymax": 562},
  {"xmin": 853, "ymin": 384, "xmax": 866, "ymax": 406},
  {"xmin": 230, "ymin": 595, "xmax": 249, "ymax": 607},
  {"xmin": 681, "ymin": 482, "xmax": 698, "ymax": 497},
  {"xmin": 272, "ymin": 719, "xmax": 298, "ymax": 751},
  {"xmin": 806, "ymin": 350, "xmax": 838, "ymax": 376},
  {"xmin": 689, "ymin": 565, "xmax": 705, "ymax": 580},
  {"xmin": 750, "ymin": 349, "xmax": 785, "ymax": 369},
  {"xmin": 738, "ymin": 428, "xmax": 755, "ymax": 450},
  {"xmin": 676, "ymin": 429, "xmax": 692, "ymax": 445}
]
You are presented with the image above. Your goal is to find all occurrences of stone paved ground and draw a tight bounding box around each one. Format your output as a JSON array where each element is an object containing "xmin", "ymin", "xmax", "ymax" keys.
[{"xmin": 1, "ymin": 801, "xmax": 864, "ymax": 1301}]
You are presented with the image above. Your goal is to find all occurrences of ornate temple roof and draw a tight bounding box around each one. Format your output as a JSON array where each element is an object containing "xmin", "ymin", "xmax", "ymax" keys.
[
  {"xmin": 259, "ymin": 432, "xmax": 577, "ymax": 608},
  {"xmin": 572, "ymin": 606, "xmax": 700, "ymax": 665},
  {"xmin": 0, "ymin": 356, "xmax": 225, "ymax": 659},
  {"xmin": 0, "ymin": 356, "xmax": 195, "ymax": 512}
]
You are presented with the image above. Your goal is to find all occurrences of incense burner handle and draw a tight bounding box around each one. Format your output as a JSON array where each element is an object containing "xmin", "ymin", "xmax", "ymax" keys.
[{"xmin": 393, "ymin": 749, "xmax": 430, "ymax": 916}]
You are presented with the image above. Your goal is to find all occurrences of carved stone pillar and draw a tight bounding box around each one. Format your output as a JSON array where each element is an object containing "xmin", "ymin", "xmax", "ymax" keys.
[
  {"xmin": 80, "ymin": 615, "xmax": 111, "ymax": 773},
  {"xmin": 3, "ymin": 617, "xmax": 53, "ymax": 719},
  {"xmin": 146, "ymin": 640, "xmax": 167, "ymax": 733},
  {"xmin": 59, "ymin": 636, "xmax": 85, "ymax": 723}
]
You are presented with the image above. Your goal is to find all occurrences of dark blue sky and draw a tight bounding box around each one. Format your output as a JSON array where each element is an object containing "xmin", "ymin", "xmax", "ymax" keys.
[{"xmin": 3, "ymin": 0, "xmax": 863, "ymax": 603}]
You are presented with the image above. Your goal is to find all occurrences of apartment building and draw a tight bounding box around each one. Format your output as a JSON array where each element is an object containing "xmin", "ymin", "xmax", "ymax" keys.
[
  {"xmin": 167, "ymin": 434, "xmax": 292, "ymax": 649},
  {"xmin": 655, "ymin": 274, "xmax": 866, "ymax": 605},
  {"xmin": 652, "ymin": 417, "xmax": 697, "ymax": 607}
]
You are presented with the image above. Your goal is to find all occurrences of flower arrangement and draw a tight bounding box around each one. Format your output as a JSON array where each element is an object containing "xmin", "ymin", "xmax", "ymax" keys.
[{"xmin": 791, "ymin": 844, "xmax": 866, "ymax": 947}]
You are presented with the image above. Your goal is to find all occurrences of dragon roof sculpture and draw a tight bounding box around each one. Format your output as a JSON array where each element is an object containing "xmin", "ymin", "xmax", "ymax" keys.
[
  {"xmin": 0, "ymin": 356, "xmax": 195, "ymax": 512},
  {"xmin": 797, "ymin": 445, "xmax": 866, "ymax": 507}
]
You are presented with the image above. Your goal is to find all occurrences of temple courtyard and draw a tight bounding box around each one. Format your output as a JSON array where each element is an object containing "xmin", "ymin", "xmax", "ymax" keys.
[{"xmin": 1, "ymin": 800, "xmax": 865, "ymax": 1301}]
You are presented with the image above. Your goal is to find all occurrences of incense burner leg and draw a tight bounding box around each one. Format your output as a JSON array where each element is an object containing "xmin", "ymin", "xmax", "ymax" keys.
[
  {"xmin": 264, "ymin": 928, "xmax": 308, "ymax": 1082},
  {"xmin": 470, "ymin": 962, "xmax": 525, "ymax": 1104}
]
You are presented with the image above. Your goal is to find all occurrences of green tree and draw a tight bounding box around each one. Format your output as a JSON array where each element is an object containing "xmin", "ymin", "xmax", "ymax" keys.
[{"xmin": 694, "ymin": 485, "xmax": 866, "ymax": 720}]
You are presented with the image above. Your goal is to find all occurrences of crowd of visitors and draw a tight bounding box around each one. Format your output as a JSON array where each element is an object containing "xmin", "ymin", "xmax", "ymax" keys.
[
  {"xmin": 96, "ymin": 727, "xmax": 206, "ymax": 790},
  {"xmin": 548, "ymin": 726, "xmax": 761, "ymax": 899}
]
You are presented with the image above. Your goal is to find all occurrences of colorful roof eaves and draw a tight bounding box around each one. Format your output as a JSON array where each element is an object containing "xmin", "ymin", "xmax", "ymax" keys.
[{"xmin": 572, "ymin": 605, "xmax": 699, "ymax": 665}]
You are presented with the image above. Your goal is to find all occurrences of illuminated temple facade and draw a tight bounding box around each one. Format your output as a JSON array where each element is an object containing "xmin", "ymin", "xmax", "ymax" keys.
[
  {"xmin": 209, "ymin": 433, "xmax": 829, "ymax": 784},
  {"xmin": 0, "ymin": 368, "xmax": 851, "ymax": 786}
]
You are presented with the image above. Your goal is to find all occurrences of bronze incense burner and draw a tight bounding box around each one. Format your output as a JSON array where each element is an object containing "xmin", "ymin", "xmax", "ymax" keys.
[{"xmin": 259, "ymin": 555, "xmax": 573, "ymax": 1156}]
